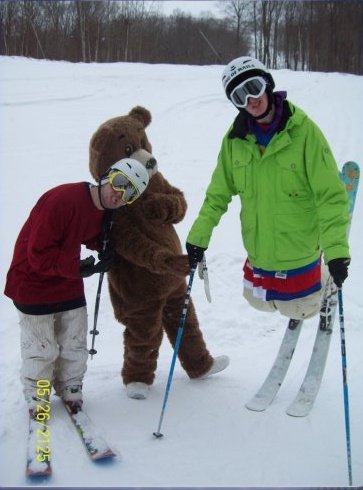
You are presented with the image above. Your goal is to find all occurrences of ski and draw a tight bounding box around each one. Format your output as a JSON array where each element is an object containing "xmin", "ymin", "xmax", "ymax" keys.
[
  {"xmin": 26, "ymin": 414, "xmax": 52, "ymax": 478},
  {"xmin": 286, "ymin": 161, "xmax": 359, "ymax": 416},
  {"xmin": 286, "ymin": 281, "xmax": 337, "ymax": 416},
  {"xmin": 245, "ymin": 319, "xmax": 303, "ymax": 411},
  {"xmin": 246, "ymin": 161, "xmax": 359, "ymax": 415},
  {"xmin": 63, "ymin": 402, "xmax": 116, "ymax": 461}
]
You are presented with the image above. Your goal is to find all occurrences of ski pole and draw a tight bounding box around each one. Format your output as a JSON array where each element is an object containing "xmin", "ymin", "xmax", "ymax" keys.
[
  {"xmin": 153, "ymin": 267, "xmax": 196, "ymax": 438},
  {"xmin": 89, "ymin": 211, "xmax": 114, "ymax": 359},
  {"xmin": 89, "ymin": 271, "xmax": 105, "ymax": 358},
  {"xmin": 337, "ymin": 287, "xmax": 353, "ymax": 486}
]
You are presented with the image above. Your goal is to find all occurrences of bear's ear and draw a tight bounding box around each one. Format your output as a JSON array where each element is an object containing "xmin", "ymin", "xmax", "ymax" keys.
[{"xmin": 129, "ymin": 106, "xmax": 152, "ymax": 128}]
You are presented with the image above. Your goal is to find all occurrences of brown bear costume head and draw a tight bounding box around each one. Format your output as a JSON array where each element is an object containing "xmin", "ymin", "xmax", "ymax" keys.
[{"xmin": 89, "ymin": 106, "xmax": 157, "ymax": 181}]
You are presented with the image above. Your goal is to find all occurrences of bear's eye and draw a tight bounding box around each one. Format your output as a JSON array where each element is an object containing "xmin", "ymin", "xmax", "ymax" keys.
[{"xmin": 125, "ymin": 144, "xmax": 133, "ymax": 157}]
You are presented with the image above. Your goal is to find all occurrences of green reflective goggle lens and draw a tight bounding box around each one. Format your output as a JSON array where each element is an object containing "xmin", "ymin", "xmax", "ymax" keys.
[{"xmin": 230, "ymin": 76, "xmax": 266, "ymax": 108}]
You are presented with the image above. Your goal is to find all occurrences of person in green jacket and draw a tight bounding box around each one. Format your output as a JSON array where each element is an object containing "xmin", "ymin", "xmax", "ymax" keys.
[{"xmin": 186, "ymin": 56, "xmax": 350, "ymax": 320}]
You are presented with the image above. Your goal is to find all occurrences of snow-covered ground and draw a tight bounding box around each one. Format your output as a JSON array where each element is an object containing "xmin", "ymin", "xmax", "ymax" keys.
[{"xmin": 0, "ymin": 56, "xmax": 362, "ymax": 488}]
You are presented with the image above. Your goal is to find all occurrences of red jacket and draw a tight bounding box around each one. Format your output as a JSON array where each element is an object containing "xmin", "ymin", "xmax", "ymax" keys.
[{"xmin": 4, "ymin": 183, "xmax": 104, "ymax": 308}]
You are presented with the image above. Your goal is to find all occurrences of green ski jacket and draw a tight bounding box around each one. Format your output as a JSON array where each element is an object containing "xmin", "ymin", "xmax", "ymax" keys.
[{"xmin": 187, "ymin": 100, "xmax": 350, "ymax": 271}]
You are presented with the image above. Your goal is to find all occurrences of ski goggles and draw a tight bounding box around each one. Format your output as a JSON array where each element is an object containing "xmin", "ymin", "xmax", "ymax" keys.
[
  {"xmin": 230, "ymin": 76, "xmax": 267, "ymax": 108},
  {"xmin": 108, "ymin": 170, "xmax": 139, "ymax": 204}
]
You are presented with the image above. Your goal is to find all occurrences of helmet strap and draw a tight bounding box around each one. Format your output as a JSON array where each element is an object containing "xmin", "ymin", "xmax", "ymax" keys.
[{"xmin": 97, "ymin": 181, "xmax": 109, "ymax": 210}]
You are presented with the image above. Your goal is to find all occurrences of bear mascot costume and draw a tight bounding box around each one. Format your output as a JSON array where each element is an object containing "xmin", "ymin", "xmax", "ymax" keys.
[{"xmin": 89, "ymin": 106, "xmax": 229, "ymax": 399}]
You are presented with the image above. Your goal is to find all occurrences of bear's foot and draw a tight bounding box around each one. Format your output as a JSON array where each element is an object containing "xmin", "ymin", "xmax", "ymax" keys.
[
  {"xmin": 126, "ymin": 382, "xmax": 150, "ymax": 400},
  {"xmin": 196, "ymin": 355, "xmax": 230, "ymax": 380}
]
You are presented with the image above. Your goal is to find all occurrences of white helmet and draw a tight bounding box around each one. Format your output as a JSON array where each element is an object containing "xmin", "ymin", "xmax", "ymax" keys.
[
  {"xmin": 100, "ymin": 158, "xmax": 149, "ymax": 202},
  {"xmin": 222, "ymin": 56, "xmax": 275, "ymax": 99}
]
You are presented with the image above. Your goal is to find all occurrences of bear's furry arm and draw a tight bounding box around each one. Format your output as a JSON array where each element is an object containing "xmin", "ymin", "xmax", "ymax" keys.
[
  {"xmin": 136, "ymin": 173, "xmax": 187, "ymax": 224},
  {"xmin": 112, "ymin": 215, "xmax": 189, "ymax": 277},
  {"xmin": 138, "ymin": 193, "xmax": 186, "ymax": 224}
]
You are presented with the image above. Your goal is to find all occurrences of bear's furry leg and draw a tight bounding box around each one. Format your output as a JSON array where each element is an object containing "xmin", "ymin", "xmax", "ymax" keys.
[
  {"xmin": 121, "ymin": 308, "xmax": 164, "ymax": 385},
  {"xmin": 163, "ymin": 285, "xmax": 214, "ymax": 378}
]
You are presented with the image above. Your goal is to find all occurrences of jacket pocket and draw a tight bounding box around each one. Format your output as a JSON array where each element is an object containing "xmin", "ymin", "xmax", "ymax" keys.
[
  {"xmin": 276, "ymin": 160, "xmax": 311, "ymax": 202},
  {"xmin": 232, "ymin": 154, "xmax": 253, "ymax": 198},
  {"xmin": 274, "ymin": 211, "xmax": 319, "ymax": 262}
]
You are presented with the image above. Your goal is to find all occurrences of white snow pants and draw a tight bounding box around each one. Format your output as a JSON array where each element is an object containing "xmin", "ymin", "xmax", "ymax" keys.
[
  {"xmin": 243, "ymin": 287, "xmax": 323, "ymax": 319},
  {"xmin": 18, "ymin": 306, "xmax": 88, "ymax": 403}
]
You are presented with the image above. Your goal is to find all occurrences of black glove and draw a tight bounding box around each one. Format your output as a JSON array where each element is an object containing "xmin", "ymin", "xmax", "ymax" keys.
[
  {"xmin": 98, "ymin": 245, "xmax": 114, "ymax": 264},
  {"xmin": 328, "ymin": 258, "xmax": 350, "ymax": 287},
  {"xmin": 186, "ymin": 242, "xmax": 206, "ymax": 269},
  {"xmin": 80, "ymin": 254, "xmax": 114, "ymax": 278},
  {"xmin": 97, "ymin": 246, "xmax": 114, "ymax": 272}
]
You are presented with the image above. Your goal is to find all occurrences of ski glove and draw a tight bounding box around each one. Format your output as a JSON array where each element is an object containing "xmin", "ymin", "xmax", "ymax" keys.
[
  {"xmin": 98, "ymin": 244, "xmax": 114, "ymax": 264},
  {"xmin": 80, "ymin": 254, "xmax": 114, "ymax": 278},
  {"xmin": 186, "ymin": 242, "xmax": 206, "ymax": 269},
  {"xmin": 328, "ymin": 258, "xmax": 350, "ymax": 287}
]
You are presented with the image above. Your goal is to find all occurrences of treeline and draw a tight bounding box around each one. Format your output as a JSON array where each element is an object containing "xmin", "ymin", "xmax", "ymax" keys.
[{"xmin": 0, "ymin": 0, "xmax": 362, "ymax": 74}]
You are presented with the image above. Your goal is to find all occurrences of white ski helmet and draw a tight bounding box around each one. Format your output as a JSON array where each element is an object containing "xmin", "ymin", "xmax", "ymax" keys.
[
  {"xmin": 100, "ymin": 157, "xmax": 149, "ymax": 202},
  {"xmin": 222, "ymin": 56, "xmax": 275, "ymax": 100}
]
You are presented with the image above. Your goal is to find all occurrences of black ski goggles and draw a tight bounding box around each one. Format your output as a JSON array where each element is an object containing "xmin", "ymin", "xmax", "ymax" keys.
[
  {"xmin": 108, "ymin": 170, "xmax": 139, "ymax": 204},
  {"xmin": 230, "ymin": 76, "xmax": 267, "ymax": 108}
]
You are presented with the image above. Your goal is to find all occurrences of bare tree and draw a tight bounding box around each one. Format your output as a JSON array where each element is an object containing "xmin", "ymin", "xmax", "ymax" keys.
[
  {"xmin": 217, "ymin": 0, "xmax": 250, "ymax": 58},
  {"xmin": 0, "ymin": 1, "xmax": 18, "ymax": 55}
]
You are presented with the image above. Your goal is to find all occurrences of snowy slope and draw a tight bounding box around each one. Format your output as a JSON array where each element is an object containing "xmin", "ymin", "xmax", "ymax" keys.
[{"xmin": 0, "ymin": 57, "xmax": 362, "ymax": 487}]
